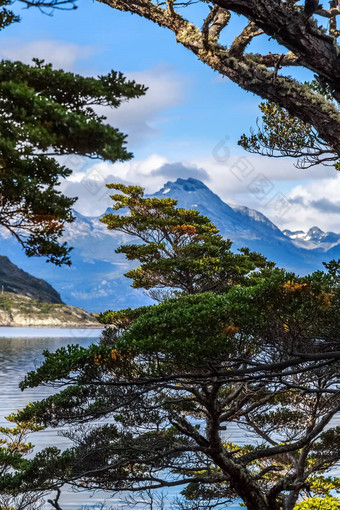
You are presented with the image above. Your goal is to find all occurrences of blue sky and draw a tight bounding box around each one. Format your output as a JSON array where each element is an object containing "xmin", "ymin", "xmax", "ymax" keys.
[{"xmin": 1, "ymin": 0, "xmax": 340, "ymax": 232}]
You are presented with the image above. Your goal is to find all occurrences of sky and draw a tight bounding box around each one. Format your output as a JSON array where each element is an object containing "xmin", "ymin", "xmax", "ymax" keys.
[{"xmin": 1, "ymin": 0, "xmax": 340, "ymax": 232}]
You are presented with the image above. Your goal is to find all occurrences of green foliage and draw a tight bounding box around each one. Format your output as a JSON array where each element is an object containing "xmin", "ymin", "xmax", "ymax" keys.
[
  {"xmin": 309, "ymin": 476, "xmax": 340, "ymax": 497},
  {"xmin": 100, "ymin": 182, "xmax": 274, "ymax": 302},
  {"xmin": 98, "ymin": 305, "xmax": 154, "ymax": 327},
  {"xmin": 239, "ymin": 81, "xmax": 339, "ymax": 170},
  {"xmin": 2, "ymin": 263, "xmax": 339, "ymax": 510},
  {"xmin": 0, "ymin": 413, "xmax": 46, "ymax": 510},
  {"xmin": 294, "ymin": 497, "xmax": 340, "ymax": 510},
  {"xmin": 0, "ymin": 0, "xmax": 18, "ymax": 31},
  {"xmin": 239, "ymin": 101, "xmax": 316, "ymax": 154},
  {"xmin": 0, "ymin": 295, "xmax": 12, "ymax": 313},
  {"xmin": 0, "ymin": 59, "xmax": 146, "ymax": 264}
]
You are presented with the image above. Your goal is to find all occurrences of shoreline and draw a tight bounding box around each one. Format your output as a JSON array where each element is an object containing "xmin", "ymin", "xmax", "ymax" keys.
[
  {"xmin": 0, "ymin": 326, "xmax": 103, "ymax": 338},
  {"xmin": 0, "ymin": 292, "xmax": 101, "ymax": 330},
  {"xmin": 0, "ymin": 324, "xmax": 102, "ymax": 329}
]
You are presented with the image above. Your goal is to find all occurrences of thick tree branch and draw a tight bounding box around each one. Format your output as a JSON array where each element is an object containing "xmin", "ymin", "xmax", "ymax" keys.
[
  {"xmin": 97, "ymin": 0, "xmax": 340, "ymax": 158},
  {"xmin": 316, "ymin": 6, "xmax": 340, "ymax": 18},
  {"xmin": 229, "ymin": 22, "xmax": 263, "ymax": 58},
  {"xmin": 208, "ymin": 7, "xmax": 231, "ymax": 41},
  {"xmin": 212, "ymin": 0, "xmax": 340, "ymax": 83}
]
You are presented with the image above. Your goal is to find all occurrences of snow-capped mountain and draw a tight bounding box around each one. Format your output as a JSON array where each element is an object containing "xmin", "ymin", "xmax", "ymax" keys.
[
  {"xmin": 0, "ymin": 178, "xmax": 337, "ymax": 312},
  {"xmin": 283, "ymin": 226, "xmax": 340, "ymax": 250},
  {"xmin": 155, "ymin": 179, "xmax": 281, "ymax": 239},
  {"xmin": 153, "ymin": 179, "xmax": 323, "ymax": 272}
]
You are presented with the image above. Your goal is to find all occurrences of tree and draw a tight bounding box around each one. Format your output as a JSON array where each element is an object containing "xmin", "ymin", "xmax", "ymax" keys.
[
  {"xmin": 239, "ymin": 81, "xmax": 340, "ymax": 169},
  {"xmin": 0, "ymin": 59, "xmax": 146, "ymax": 265},
  {"xmin": 0, "ymin": 413, "xmax": 46, "ymax": 510},
  {"xmin": 89, "ymin": 0, "xmax": 340, "ymax": 168},
  {"xmin": 1, "ymin": 266, "xmax": 340, "ymax": 510},
  {"xmin": 0, "ymin": 0, "xmax": 146, "ymax": 264},
  {"xmin": 100, "ymin": 183, "xmax": 274, "ymax": 301}
]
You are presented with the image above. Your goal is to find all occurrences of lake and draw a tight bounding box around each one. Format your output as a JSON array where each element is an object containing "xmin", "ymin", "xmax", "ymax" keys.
[
  {"xmin": 2, "ymin": 328, "xmax": 336, "ymax": 509},
  {"xmin": 0, "ymin": 328, "xmax": 122, "ymax": 509},
  {"xmin": 1, "ymin": 329, "xmax": 245, "ymax": 509}
]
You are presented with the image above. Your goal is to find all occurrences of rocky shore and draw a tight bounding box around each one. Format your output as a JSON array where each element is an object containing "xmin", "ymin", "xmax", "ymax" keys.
[{"xmin": 0, "ymin": 292, "xmax": 100, "ymax": 328}]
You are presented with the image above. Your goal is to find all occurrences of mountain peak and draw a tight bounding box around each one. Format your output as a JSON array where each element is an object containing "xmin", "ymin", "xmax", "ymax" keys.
[
  {"xmin": 307, "ymin": 226, "xmax": 324, "ymax": 237},
  {"xmin": 283, "ymin": 226, "xmax": 340, "ymax": 250},
  {"xmin": 153, "ymin": 177, "xmax": 282, "ymax": 241},
  {"xmin": 160, "ymin": 178, "xmax": 209, "ymax": 194}
]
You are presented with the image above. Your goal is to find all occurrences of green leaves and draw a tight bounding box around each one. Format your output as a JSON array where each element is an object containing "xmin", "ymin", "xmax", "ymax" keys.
[
  {"xmin": 100, "ymin": 182, "xmax": 274, "ymax": 297},
  {"xmin": 0, "ymin": 0, "xmax": 18, "ymax": 31},
  {"xmin": 0, "ymin": 412, "xmax": 46, "ymax": 509},
  {"xmin": 0, "ymin": 60, "xmax": 146, "ymax": 264},
  {"xmin": 294, "ymin": 497, "xmax": 340, "ymax": 510},
  {"xmin": 239, "ymin": 83, "xmax": 340, "ymax": 170}
]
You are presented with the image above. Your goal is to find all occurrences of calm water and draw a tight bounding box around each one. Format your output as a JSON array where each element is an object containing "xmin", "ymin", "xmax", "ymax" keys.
[
  {"xmin": 0, "ymin": 328, "xmax": 127, "ymax": 509},
  {"xmin": 6, "ymin": 328, "xmax": 337, "ymax": 509}
]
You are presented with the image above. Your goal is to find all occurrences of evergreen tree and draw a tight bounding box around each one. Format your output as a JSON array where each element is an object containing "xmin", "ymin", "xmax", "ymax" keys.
[
  {"xmin": 1, "ymin": 268, "xmax": 340, "ymax": 510},
  {"xmin": 0, "ymin": 59, "xmax": 146, "ymax": 265},
  {"xmin": 100, "ymin": 183, "xmax": 274, "ymax": 301},
  {"xmin": 0, "ymin": 0, "xmax": 146, "ymax": 264},
  {"xmin": 0, "ymin": 413, "xmax": 45, "ymax": 510}
]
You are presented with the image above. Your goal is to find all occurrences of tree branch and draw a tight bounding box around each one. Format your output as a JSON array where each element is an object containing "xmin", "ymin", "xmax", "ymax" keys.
[
  {"xmin": 229, "ymin": 21, "xmax": 263, "ymax": 58},
  {"xmin": 97, "ymin": 0, "xmax": 340, "ymax": 158}
]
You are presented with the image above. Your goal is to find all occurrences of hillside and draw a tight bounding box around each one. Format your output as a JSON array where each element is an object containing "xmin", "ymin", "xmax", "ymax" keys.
[
  {"xmin": 0, "ymin": 256, "xmax": 62, "ymax": 304},
  {"xmin": 0, "ymin": 178, "xmax": 337, "ymax": 312},
  {"xmin": 0, "ymin": 292, "xmax": 100, "ymax": 328}
]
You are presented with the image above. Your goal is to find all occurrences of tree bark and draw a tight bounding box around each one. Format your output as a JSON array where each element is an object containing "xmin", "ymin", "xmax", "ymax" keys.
[
  {"xmin": 214, "ymin": 0, "xmax": 340, "ymax": 90},
  {"xmin": 97, "ymin": 0, "xmax": 340, "ymax": 159}
]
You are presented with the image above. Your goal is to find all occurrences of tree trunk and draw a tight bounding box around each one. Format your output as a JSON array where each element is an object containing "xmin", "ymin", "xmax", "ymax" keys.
[
  {"xmin": 98, "ymin": 0, "xmax": 340, "ymax": 158},
  {"xmin": 215, "ymin": 0, "xmax": 340, "ymax": 92}
]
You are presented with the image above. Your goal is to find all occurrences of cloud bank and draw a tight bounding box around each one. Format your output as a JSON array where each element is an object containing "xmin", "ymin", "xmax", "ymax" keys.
[
  {"xmin": 0, "ymin": 38, "xmax": 97, "ymax": 69},
  {"xmin": 59, "ymin": 152, "xmax": 340, "ymax": 234}
]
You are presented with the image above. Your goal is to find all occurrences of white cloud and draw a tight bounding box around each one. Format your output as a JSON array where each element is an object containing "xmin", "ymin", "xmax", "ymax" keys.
[
  {"xmin": 60, "ymin": 152, "xmax": 340, "ymax": 234},
  {"xmin": 282, "ymin": 174, "xmax": 340, "ymax": 232},
  {"xmin": 0, "ymin": 38, "xmax": 97, "ymax": 69},
  {"xmin": 183, "ymin": 154, "xmax": 339, "ymax": 232},
  {"xmin": 60, "ymin": 155, "xmax": 170, "ymax": 216},
  {"xmin": 60, "ymin": 153, "xmax": 289, "ymax": 217},
  {"xmin": 97, "ymin": 63, "xmax": 187, "ymax": 146}
]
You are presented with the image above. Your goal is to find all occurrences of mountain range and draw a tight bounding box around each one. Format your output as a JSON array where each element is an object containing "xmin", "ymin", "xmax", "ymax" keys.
[
  {"xmin": 1, "ymin": 178, "xmax": 339, "ymax": 312},
  {"xmin": 283, "ymin": 226, "xmax": 340, "ymax": 250}
]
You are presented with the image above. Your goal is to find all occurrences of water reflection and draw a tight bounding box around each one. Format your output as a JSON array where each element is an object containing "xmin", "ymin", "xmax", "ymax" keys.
[
  {"xmin": 0, "ymin": 330, "xmax": 111, "ymax": 509},
  {"xmin": 0, "ymin": 329, "xmax": 252, "ymax": 509}
]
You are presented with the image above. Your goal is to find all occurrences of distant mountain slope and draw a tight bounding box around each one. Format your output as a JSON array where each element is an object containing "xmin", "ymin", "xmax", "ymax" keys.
[
  {"xmin": 153, "ymin": 178, "xmax": 324, "ymax": 274},
  {"xmin": 0, "ymin": 178, "xmax": 337, "ymax": 312},
  {"xmin": 155, "ymin": 178, "xmax": 282, "ymax": 241},
  {"xmin": 283, "ymin": 227, "xmax": 340, "ymax": 250},
  {"xmin": 0, "ymin": 292, "xmax": 99, "ymax": 327},
  {"xmin": 0, "ymin": 256, "xmax": 62, "ymax": 304}
]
